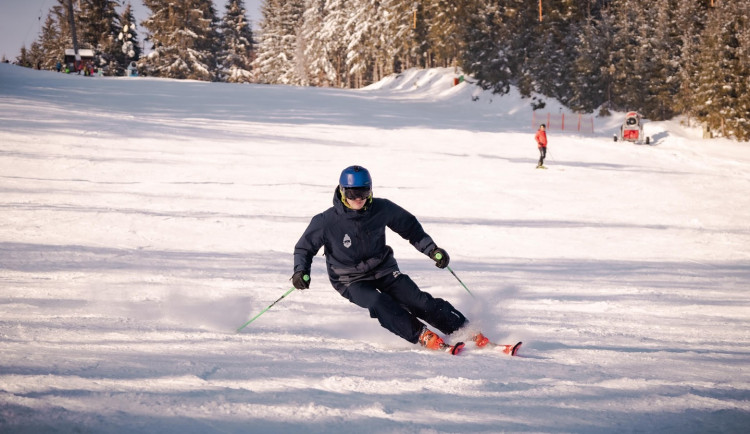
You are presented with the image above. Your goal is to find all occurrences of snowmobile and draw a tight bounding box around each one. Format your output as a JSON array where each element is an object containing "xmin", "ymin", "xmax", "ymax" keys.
[{"xmin": 614, "ymin": 111, "xmax": 650, "ymax": 145}]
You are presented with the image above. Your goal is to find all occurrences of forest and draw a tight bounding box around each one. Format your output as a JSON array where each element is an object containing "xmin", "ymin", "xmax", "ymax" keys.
[{"xmin": 13, "ymin": 0, "xmax": 749, "ymax": 140}]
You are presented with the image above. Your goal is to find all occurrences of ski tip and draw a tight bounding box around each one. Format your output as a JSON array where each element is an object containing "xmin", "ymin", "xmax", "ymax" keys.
[
  {"xmin": 451, "ymin": 342, "xmax": 465, "ymax": 355},
  {"xmin": 501, "ymin": 341, "xmax": 523, "ymax": 356},
  {"xmin": 510, "ymin": 341, "xmax": 522, "ymax": 356}
]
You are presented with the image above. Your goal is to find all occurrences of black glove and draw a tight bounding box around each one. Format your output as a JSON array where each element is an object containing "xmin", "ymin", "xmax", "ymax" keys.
[
  {"xmin": 291, "ymin": 270, "xmax": 310, "ymax": 289},
  {"xmin": 429, "ymin": 247, "xmax": 450, "ymax": 269}
]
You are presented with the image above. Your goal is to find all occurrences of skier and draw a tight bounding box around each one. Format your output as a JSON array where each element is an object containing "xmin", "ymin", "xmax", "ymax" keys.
[
  {"xmin": 291, "ymin": 165, "xmax": 488, "ymax": 354},
  {"xmin": 535, "ymin": 124, "xmax": 548, "ymax": 169}
]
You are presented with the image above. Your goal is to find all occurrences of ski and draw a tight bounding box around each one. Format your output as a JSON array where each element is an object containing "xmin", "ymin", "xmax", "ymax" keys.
[
  {"xmin": 485, "ymin": 341, "xmax": 523, "ymax": 356},
  {"xmin": 472, "ymin": 334, "xmax": 523, "ymax": 356},
  {"xmin": 439, "ymin": 341, "xmax": 465, "ymax": 355},
  {"xmin": 494, "ymin": 342, "xmax": 523, "ymax": 356}
]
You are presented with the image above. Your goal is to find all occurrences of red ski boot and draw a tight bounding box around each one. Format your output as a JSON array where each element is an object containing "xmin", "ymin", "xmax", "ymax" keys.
[{"xmin": 419, "ymin": 328, "xmax": 464, "ymax": 355}]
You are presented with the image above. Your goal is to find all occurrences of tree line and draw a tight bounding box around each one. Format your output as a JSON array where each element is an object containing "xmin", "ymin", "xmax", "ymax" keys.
[
  {"xmin": 16, "ymin": 0, "xmax": 142, "ymax": 76},
  {"xmin": 13, "ymin": 0, "xmax": 749, "ymax": 140}
]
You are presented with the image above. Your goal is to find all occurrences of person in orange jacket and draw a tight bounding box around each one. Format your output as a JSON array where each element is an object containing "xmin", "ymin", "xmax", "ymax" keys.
[{"xmin": 535, "ymin": 124, "xmax": 548, "ymax": 168}]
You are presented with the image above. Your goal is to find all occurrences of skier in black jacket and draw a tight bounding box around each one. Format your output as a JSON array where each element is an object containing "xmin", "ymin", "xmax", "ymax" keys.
[{"xmin": 292, "ymin": 165, "xmax": 488, "ymax": 353}]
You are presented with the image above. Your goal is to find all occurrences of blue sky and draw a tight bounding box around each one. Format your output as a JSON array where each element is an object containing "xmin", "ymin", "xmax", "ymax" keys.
[{"xmin": 0, "ymin": 0, "xmax": 262, "ymax": 61}]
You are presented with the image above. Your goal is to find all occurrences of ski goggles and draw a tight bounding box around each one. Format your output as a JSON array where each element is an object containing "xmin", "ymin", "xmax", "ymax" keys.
[{"xmin": 342, "ymin": 187, "xmax": 371, "ymax": 200}]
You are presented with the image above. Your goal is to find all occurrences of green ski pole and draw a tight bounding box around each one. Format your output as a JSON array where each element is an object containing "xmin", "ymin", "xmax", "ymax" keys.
[
  {"xmin": 446, "ymin": 265, "xmax": 476, "ymax": 299},
  {"xmin": 236, "ymin": 275, "xmax": 308, "ymax": 332},
  {"xmin": 434, "ymin": 252, "xmax": 476, "ymax": 299}
]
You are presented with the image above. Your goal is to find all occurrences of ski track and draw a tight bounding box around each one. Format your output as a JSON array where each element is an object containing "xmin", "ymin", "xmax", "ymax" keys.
[{"xmin": 1, "ymin": 64, "xmax": 749, "ymax": 433}]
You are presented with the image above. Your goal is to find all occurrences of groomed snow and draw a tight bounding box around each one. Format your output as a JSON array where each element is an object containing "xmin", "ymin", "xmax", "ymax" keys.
[{"xmin": 1, "ymin": 63, "xmax": 749, "ymax": 433}]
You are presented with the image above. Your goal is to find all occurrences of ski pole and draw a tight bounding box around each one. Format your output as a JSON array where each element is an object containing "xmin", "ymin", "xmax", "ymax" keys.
[
  {"xmin": 236, "ymin": 275, "xmax": 308, "ymax": 332},
  {"xmin": 446, "ymin": 266, "xmax": 476, "ymax": 299},
  {"xmin": 434, "ymin": 252, "xmax": 476, "ymax": 299}
]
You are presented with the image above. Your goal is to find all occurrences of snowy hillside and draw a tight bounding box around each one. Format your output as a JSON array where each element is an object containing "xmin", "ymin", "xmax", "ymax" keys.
[{"xmin": 1, "ymin": 63, "xmax": 749, "ymax": 433}]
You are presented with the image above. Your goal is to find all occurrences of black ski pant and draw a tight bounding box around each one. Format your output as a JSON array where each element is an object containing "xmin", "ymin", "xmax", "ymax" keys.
[
  {"xmin": 334, "ymin": 272, "xmax": 466, "ymax": 344},
  {"xmin": 538, "ymin": 146, "xmax": 547, "ymax": 166}
]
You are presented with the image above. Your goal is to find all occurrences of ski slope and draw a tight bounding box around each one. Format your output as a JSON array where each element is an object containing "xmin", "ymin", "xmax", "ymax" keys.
[{"xmin": 1, "ymin": 63, "xmax": 749, "ymax": 433}]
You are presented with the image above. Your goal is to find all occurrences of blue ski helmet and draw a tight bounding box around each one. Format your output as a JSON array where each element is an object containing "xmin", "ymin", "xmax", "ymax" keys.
[{"xmin": 339, "ymin": 165, "xmax": 372, "ymax": 188}]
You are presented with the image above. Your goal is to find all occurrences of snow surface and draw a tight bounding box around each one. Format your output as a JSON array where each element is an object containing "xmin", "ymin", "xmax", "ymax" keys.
[{"xmin": 1, "ymin": 63, "xmax": 749, "ymax": 433}]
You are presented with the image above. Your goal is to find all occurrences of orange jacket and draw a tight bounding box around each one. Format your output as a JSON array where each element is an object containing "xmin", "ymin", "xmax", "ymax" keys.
[{"xmin": 535, "ymin": 130, "xmax": 547, "ymax": 147}]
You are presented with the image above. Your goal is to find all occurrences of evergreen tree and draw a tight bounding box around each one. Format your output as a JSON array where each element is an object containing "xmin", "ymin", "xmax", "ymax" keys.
[
  {"xmin": 79, "ymin": 0, "xmax": 122, "ymax": 73},
  {"xmin": 505, "ymin": 0, "xmax": 543, "ymax": 97},
  {"xmin": 674, "ymin": 0, "xmax": 708, "ymax": 122},
  {"xmin": 218, "ymin": 0, "xmax": 255, "ymax": 83},
  {"xmin": 409, "ymin": 0, "xmax": 432, "ymax": 68},
  {"xmin": 692, "ymin": 1, "xmax": 750, "ymax": 140},
  {"xmin": 380, "ymin": 0, "xmax": 422, "ymax": 71},
  {"xmin": 524, "ymin": 1, "xmax": 590, "ymax": 106},
  {"xmin": 346, "ymin": 0, "xmax": 380, "ymax": 87},
  {"xmin": 640, "ymin": 1, "xmax": 683, "ymax": 120},
  {"xmin": 28, "ymin": 41, "xmax": 45, "ymax": 69},
  {"xmin": 426, "ymin": 0, "xmax": 471, "ymax": 68},
  {"xmin": 16, "ymin": 45, "xmax": 33, "ymax": 68},
  {"xmin": 461, "ymin": 0, "xmax": 513, "ymax": 95},
  {"xmin": 252, "ymin": 0, "xmax": 304, "ymax": 84},
  {"xmin": 32, "ymin": 1, "xmax": 79, "ymax": 71},
  {"xmin": 116, "ymin": 2, "xmax": 141, "ymax": 75},
  {"xmin": 608, "ymin": 0, "xmax": 650, "ymax": 113},
  {"xmin": 140, "ymin": 0, "xmax": 221, "ymax": 81},
  {"xmin": 568, "ymin": 15, "xmax": 612, "ymax": 113},
  {"xmin": 300, "ymin": 0, "xmax": 345, "ymax": 87},
  {"xmin": 38, "ymin": 14, "xmax": 63, "ymax": 70},
  {"xmin": 370, "ymin": 0, "xmax": 413, "ymax": 82}
]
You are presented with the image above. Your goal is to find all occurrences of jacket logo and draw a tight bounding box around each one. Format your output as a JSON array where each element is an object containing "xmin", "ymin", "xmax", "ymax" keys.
[{"xmin": 343, "ymin": 234, "xmax": 352, "ymax": 248}]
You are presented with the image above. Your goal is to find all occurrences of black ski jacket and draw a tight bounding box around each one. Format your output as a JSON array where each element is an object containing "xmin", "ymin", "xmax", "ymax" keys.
[{"xmin": 294, "ymin": 188, "xmax": 437, "ymax": 286}]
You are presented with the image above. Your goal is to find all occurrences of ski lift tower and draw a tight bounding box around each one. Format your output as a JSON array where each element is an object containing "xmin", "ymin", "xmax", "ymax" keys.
[{"xmin": 66, "ymin": 0, "xmax": 81, "ymax": 69}]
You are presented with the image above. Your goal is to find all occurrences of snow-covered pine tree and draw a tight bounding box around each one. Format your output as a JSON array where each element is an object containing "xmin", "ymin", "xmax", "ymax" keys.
[
  {"xmin": 426, "ymin": 0, "xmax": 471, "ymax": 69},
  {"xmin": 692, "ymin": 1, "xmax": 749, "ymax": 140},
  {"xmin": 218, "ymin": 0, "xmax": 255, "ymax": 83},
  {"xmin": 16, "ymin": 45, "xmax": 33, "ymax": 68},
  {"xmin": 635, "ymin": 0, "xmax": 683, "ymax": 120},
  {"xmin": 28, "ymin": 41, "xmax": 45, "ymax": 69},
  {"xmin": 409, "ymin": 0, "xmax": 431, "ymax": 69},
  {"xmin": 504, "ymin": 0, "xmax": 542, "ymax": 97},
  {"xmin": 370, "ymin": 0, "xmax": 415, "ymax": 82},
  {"xmin": 78, "ymin": 0, "xmax": 122, "ymax": 74},
  {"xmin": 140, "ymin": 0, "xmax": 221, "ymax": 81},
  {"xmin": 300, "ymin": 0, "xmax": 342, "ymax": 87},
  {"xmin": 252, "ymin": 0, "xmax": 305, "ymax": 84},
  {"xmin": 345, "ymin": 0, "xmax": 380, "ymax": 88},
  {"xmin": 523, "ymin": 1, "xmax": 588, "ymax": 107},
  {"xmin": 735, "ymin": 6, "xmax": 750, "ymax": 141},
  {"xmin": 461, "ymin": 0, "xmax": 513, "ymax": 95},
  {"xmin": 568, "ymin": 14, "xmax": 612, "ymax": 114},
  {"xmin": 673, "ymin": 0, "xmax": 708, "ymax": 124},
  {"xmin": 116, "ymin": 2, "xmax": 141, "ymax": 75},
  {"xmin": 608, "ymin": 0, "xmax": 651, "ymax": 114},
  {"xmin": 38, "ymin": 14, "xmax": 63, "ymax": 70},
  {"xmin": 378, "ymin": 0, "xmax": 422, "ymax": 71},
  {"xmin": 32, "ymin": 1, "xmax": 79, "ymax": 70}
]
